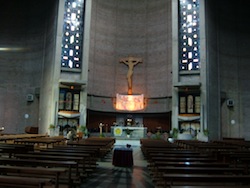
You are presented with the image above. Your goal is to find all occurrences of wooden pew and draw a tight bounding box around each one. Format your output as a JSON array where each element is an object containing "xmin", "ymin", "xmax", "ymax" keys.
[
  {"xmin": 140, "ymin": 139, "xmax": 183, "ymax": 157},
  {"xmin": 162, "ymin": 173, "xmax": 250, "ymax": 186},
  {"xmin": 156, "ymin": 166, "xmax": 246, "ymax": 186},
  {"xmin": 0, "ymin": 143, "xmax": 34, "ymax": 158},
  {"xmin": 67, "ymin": 137, "xmax": 115, "ymax": 157},
  {"xmin": 170, "ymin": 186, "xmax": 250, "ymax": 188},
  {"xmin": 150, "ymin": 156, "xmax": 217, "ymax": 164},
  {"xmin": 149, "ymin": 153, "xmax": 213, "ymax": 159},
  {"xmin": 26, "ymin": 151, "xmax": 92, "ymax": 177},
  {"xmin": 145, "ymin": 140, "xmax": 250, "ymax": 187},
  {"xmin": 153, "ymin": 161, "xmax": 230, "ymax": 168},
  {"xmin": 44, "ymin": 146, "xmax": 99, "ymax": 159},
  {"xmin": 0, "ymin": 175, "xmax": 52, "ymax": 188},
  {"xmin": 150, "ymin": 161, "xmax": 233, "ymax": 185},
  {"xmin": 0, "ymin": 165, "xmax": 67, "ymax": 188},
  {"xmin": 148, "ymin": 154, "xmax": 219, "ymax": 182},
  {"xmin": 158, "ymin": 166, "xmax": 245, "ymax": 175},
  {"xmin": 39, "ymin": 148, "xmax": 98, "ymax": 174},
  {"xmin": 14, "ymin": 137, "xmax": 64, "ymax": 148},
  {"xmin": 0, "ymin": 134, "xmax": 46, "ymax": 143},
  {"xmin": 0, "ymin": 158, "xmax": 78, "ymax": 187}
]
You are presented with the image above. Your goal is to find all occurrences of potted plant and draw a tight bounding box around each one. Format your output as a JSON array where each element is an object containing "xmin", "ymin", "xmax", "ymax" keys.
[
  {"xmin": 77, "ymin": 125, "xmax": 88, "ymax": 139},
  {"xmin": 155, "ymin": 130, "xmax": 162, "ymax": 139},
  {"xmin": 171, "ymin": 128, "xmax": 179, "ymax": 139},
  {"xmin": 49, "ymin": 124, "xmax": 56, "ymax": 137},
  {"xmin": 203, "ymin": 129, "xmax": 209, "ymax": 136},
  {"xmin": 124, "ymin": 128, "xmax": 133, "ymax": 138},
  {"xmin": 99, "ymin": 133, "xmax": 105, "ymax": 138}
]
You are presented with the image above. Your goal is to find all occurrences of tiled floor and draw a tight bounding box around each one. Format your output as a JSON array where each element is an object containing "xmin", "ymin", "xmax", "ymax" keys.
[{"xmin": 80, "ymin": 145, "xmax": 155, "ymax": 188}]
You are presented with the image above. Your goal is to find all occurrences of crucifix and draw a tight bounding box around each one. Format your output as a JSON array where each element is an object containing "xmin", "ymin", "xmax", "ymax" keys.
[{"xmin": 119, "ymin": 56, "xmax": 142, "ymax": 95}]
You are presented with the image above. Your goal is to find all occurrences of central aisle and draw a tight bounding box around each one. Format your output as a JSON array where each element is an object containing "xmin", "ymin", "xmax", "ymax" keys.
[{"xmin": 80, "ymin": 146, "xmax": 155, "ymax": 188}]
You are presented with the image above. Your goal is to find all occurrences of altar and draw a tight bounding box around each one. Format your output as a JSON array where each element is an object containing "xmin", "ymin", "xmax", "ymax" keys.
[{"xmin": 111, "ymin": 126, "xmax": 147, "ymax": 139}]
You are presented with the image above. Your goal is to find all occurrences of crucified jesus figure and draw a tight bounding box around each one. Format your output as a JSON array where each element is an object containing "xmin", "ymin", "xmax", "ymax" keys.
[{"xmin": 120, "ymin": 56, "xmax": 142, "ymax": 94}]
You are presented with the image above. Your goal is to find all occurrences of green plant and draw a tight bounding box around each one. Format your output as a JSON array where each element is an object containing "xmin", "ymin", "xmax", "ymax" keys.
[
  {"xmin": 99, "ymin": 133, "xmax": 105, "ymax": 138},
  {"xmin": 172, "ymin": 128, "xmax": 179, "ymax": 139},
  {"xmin": 155, "ymin": 130, "xmax": 162, "ymax": 139},
  {"xmin": 203, "ymin": 129, "xmax": 209, "ymax": 136},
  {"xmin": 49, "ymin": 124, "xmax": 55, "ymax": 129},
  {"xmin": 124, "ymin": 128, "xmax": 133, "ymax": 135},
  {"xmin": 78, "ymin": 125, "xmax": 86, "ymax": 132}
]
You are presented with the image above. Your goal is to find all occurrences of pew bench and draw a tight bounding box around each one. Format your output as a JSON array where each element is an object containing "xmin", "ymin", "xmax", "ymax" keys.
[
  {"xmin": 0, "ymin": 175, "xmax": 53, "ymax": 188},
  {"xmin": 67, "ymin": 140, "xmax": 113, "ymax": 158},
  {"xmin": 39, "ymin": 148, "xmax": 98, "ymax": 174},
  {"xmin": 154, "ymin": 166, "xmax": 246, "ymax": 184},
  {"xmin": 0, "ymin": 158, "xmax": 78, "ymax": 187},
  {"xmin": 162, "ymin": 173, "xmax": 250, "ymax": 187},
  {"xmin": 27, "ymin": 151, "xmax": 93, "ymax": 177},
  {"xmin": 150, "ymin": 162, "xmax": 232, "ymax": 185},
  {"xmin": 54, "ymin": 145, "xmax": 101, "ymax": 158},
  {"xmin": 14, "ymin": 138, "xmax": 61, "ymax": 148},
  {"xmin": 170, "ymin": 186, "xmax": 250, "ymax": 188},
  {"xmin": 0, "ymin": 165, "xmax": 67, "ymax": 188},
  {"xmin": 0, "ymin": 143, "xmax": 34, "ymax": 158}
]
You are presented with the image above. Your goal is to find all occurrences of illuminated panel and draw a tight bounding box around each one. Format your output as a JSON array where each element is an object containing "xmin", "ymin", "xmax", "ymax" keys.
[{"xmin": 116, "ymin": 94, "xmax": 144, "ymax": 111}]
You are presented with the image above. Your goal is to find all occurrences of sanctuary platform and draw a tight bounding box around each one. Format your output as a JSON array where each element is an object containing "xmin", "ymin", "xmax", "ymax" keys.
[
  {"xmin": 114, "ymin": 138, "xmax": 141, "ymax": 147},
  {"xmin": 111, "ymin": 126, "xmax": 147, "ymax": 147}
]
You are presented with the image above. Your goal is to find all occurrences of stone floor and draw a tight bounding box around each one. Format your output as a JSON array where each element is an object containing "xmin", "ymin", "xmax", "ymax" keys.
[{"xmin": 80, "ymin": 145, "xmax": 155, "ymax": 188}]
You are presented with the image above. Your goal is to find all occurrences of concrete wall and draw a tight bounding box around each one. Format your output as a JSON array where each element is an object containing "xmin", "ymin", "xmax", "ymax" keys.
[
  {"xmin": 205, "ymin": 0, "xmax": 220, "ymax": 140},
  {"xmin": 206, "ymin": 0, "xmax": 250, "ymax": 140},
  {"xmin": 0, "ymin": 0, "xmax": 57, "ymax": 134},
  {"xmin": 38, "ymin": 0, "xmax": 59, "ymax": 134},
  {"xmin": 87, "ymin": 0, "xmax": 172, "ymax": 113}
]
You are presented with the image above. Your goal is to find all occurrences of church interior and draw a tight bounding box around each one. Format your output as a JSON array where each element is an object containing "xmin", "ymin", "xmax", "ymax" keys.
[{"xmin": 1, "ymin": 0, "xmax": 250, "ymax": 187}]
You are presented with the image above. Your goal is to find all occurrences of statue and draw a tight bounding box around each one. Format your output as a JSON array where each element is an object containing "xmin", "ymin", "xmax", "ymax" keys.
[{"xmin": 120, "ymin": 56, "xmax": 142, "ymax": 94}]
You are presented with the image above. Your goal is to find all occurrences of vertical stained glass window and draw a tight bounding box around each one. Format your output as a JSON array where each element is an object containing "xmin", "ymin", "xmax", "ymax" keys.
[
  {"xmin": 179, "ymin": 0, "xmax": 200, "ymax": 71},
  {"xmin": 61, "ymin": 0, "xmax": 85, "ymax": 70}
]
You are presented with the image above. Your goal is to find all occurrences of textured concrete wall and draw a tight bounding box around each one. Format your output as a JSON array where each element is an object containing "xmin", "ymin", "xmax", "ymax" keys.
[
  {"xmin": 207, "ymin": 0, "xmax": 250, "ymax": 140},
  {"xmin": 219, "ymin": 0, "xmax": 250, "ymax": 140},
  {"xmin": 88, "ymin": 0, "xmax": 172, "ymax": 112},
  {"xmin": 205, "ymin": 0, "xmax": 221, "ymax": 140},
  {"xmin": 0, "ymin": 0, "xmax": 57, "ymax": 134},
  {"xmin": 38, "ymin": 0, "xmax": 59, "ymax": 134}
]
